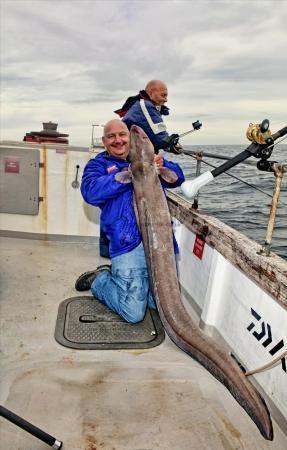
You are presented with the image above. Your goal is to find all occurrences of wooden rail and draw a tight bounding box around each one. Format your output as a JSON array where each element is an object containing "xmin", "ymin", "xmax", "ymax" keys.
[{"xmin": 167, "ymin": 191, "xmax": 287, "ymax": 309}]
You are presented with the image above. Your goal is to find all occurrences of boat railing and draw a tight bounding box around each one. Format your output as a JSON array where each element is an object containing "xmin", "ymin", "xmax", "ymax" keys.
[{"xmin": 180, "ymin": 148, "xmax": 286, "ymax": 257}]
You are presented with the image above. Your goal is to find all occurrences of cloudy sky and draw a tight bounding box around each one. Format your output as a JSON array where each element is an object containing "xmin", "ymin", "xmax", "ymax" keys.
[{"xmin": 1, "ymin": 0, "xmax": 286, "ymax": 146}]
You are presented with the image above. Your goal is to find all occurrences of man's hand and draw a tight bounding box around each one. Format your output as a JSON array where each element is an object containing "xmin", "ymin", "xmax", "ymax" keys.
[{"xmin": 154, "ymin": 154, "xmax": 164, "ymax": 168}]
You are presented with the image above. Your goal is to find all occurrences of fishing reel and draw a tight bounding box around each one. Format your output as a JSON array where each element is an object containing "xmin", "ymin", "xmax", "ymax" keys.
[
  {"xmin": 163, "ymin": 134, "xmax": 181, "ymax": 153},
  {"xmin": 246, "ymin": 119, "xmax": 277, "ymax": 172},
  {"xmin": 246, "ymin": 119, "xmax": 275, "ymax": 163},
  {"xmin": 246, "ymin": 119, "xmax": 272, "ymax": 145}
]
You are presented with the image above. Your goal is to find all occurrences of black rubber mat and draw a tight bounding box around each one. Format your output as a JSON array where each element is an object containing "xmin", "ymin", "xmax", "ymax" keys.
[{"xmin": 55, "ymin": 296, "xmax": 165, "ymax": 349}]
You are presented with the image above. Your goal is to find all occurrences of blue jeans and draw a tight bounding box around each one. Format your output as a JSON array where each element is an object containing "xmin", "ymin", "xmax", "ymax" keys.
[{"xmin": 91, "ymin": 243, "xmax": 156, "ymax": 323}]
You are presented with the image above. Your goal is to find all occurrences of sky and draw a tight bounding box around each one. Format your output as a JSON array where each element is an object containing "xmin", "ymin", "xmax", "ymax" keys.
[{"xmin": 1, "ymin": 0, "xmax": 286, "ymax": 146}]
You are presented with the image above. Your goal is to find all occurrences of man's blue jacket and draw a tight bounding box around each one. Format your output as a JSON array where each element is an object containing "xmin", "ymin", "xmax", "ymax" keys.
[
  {"xmin": 123, "ymin": 98, "xmax": 170, "ymax": 152},
  {"xmin": 81, "ymin": 151, "xmax": 185, "ymax": 258}
]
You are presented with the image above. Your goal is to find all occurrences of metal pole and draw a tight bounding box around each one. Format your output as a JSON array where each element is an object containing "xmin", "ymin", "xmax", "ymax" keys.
[
  {"xmin": 91, "ymin": 124, "xmax": 95, "ymax": 147},
  {"xmin": 258, "ymin": 164, "xmax": 285, "ymax": 256},
  {"xmin": 182, "ymin": 149, "xmax": 257, "ymax": 165},
  {"xmin": 192, "ymin": 152, "xmax": 202, "ymax": 209}
]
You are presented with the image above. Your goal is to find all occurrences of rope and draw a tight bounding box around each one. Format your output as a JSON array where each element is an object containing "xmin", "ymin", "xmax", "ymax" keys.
[
  {"xmin": 183, "ymin": 152, "xmax": 287, "ymax": 207},
  {"xmin": 245, "ymin": 350, "xmax": 287, "ymax": 377}
]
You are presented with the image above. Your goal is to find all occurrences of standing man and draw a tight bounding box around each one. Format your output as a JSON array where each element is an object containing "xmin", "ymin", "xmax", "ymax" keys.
[
  {"xmin": 75, "ymin": 119, "xmax": 185, "ymax": 323},
  {"xmin": 115, "ymin": 80, "xmax": 182, "ymax": 154},
  {"xmin": 98, "ymin": 79, "xmax": 181, "ymax": 258}
]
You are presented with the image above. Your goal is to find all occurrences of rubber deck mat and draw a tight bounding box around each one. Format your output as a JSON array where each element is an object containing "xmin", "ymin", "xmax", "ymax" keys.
[{"xmin": 55, "ymin": 296, "xmax": 165, "ymax": 349}]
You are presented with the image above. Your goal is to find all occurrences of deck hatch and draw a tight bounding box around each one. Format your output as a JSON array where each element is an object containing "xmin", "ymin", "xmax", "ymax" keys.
[{"xmin": 55, "ymin": 296, "xmax": 165, "ymax": 349}]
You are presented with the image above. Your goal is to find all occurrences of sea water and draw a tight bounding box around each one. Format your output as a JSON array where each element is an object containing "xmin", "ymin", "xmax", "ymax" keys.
[{"xmin": 167, "ymin": 144, "xmax": 287, "ymax": 260}]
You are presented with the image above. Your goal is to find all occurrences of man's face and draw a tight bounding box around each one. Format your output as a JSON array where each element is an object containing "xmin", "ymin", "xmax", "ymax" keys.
[
  {"xmin": 149, "ymin": 84, "xmax": 168, "ymax": 106},
  {"xmin": 102, "ymin": 122, "xmax": 130, "ymax": 159}
]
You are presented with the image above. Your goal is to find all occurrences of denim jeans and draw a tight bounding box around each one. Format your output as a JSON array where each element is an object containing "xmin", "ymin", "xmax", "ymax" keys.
[{"xmin": 91, "ymin": 242, "xmax": 156, "ymax": 323}]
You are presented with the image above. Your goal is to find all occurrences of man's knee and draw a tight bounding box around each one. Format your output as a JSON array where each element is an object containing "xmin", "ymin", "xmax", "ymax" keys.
[{"xmin": 121, "ymin": 307, "xmax": 146, "ymax": 324}]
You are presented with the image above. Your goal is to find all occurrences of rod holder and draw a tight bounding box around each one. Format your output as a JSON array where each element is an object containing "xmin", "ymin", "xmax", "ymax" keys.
[{"xmin": 258, "ymin": 164, "xmax": 285, "ymax": 256}]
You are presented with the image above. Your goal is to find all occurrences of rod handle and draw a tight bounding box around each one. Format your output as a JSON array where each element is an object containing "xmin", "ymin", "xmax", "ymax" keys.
[{"xmin": 181, "ymin": 171, "xmax": 214, "ymax": 198}]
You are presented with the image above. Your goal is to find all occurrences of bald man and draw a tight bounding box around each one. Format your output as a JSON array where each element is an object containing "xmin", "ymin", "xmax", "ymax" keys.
[
  {"xmin": 75, "ymin": 119, "xmax": 185, "ymax": 323},
  {"xmin": 115, "ymin": 80, "xmax": 182, "ymax": 154}
]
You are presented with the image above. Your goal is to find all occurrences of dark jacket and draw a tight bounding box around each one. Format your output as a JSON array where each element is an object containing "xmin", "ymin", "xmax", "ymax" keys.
[{"xmin": 81, "ymin": 151, "xmax": 185, "ymax": 258}]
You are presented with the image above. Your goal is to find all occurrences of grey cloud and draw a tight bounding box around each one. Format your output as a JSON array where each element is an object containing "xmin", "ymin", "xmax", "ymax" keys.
[
  {"xmin": 1, "ymin": 0, "xmax": 286, "ymax": 145},
  {"xmin": 71, "ymin": 94, "xmax": 124, "ymax": 104},
  {"xmin": 209, "ymin": 59, "xmax": 287, "ymax": 82}
]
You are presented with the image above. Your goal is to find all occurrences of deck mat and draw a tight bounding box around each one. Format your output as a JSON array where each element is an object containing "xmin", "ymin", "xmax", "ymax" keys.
[{"xmin": 55, "ymin": 296, "xmax": 165, "ymax": 349}]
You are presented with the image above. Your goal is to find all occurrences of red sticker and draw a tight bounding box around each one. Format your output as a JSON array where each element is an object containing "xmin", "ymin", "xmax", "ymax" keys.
[
  {"xmin": 193, "ymin": 235, "xmax": 205, "ymax": 260},
  {"xmin": 5, "ymin": 158, "xmax": 19, "ymax": 173}
]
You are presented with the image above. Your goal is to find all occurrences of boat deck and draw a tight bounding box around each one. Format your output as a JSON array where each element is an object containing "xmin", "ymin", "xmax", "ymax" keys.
[{"xmin": 0, "ymin": 236, "xmax": 286, "ymax": 450}]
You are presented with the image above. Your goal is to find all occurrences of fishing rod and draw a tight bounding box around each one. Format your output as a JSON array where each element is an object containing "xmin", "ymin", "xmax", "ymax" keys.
[
  {"xmin": 0, "ymin": 405, "xmax": 62, "ymax": 448},
  {"xmin": 164, "ymin": 120, "xmax": 202, "ymax": 153},
  {"xmin": 181, "ymin": 120, "xmax": 287, "ymax": 198},
  {"xmin": 182, "ymin": 149, "xmax": 287, "ymax": 207}
]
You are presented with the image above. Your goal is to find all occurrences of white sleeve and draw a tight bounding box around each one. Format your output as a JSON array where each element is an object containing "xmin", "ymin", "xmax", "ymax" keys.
[{"xmin": 140, "ymin": 99, "xmax": 167, "ymax": 134}]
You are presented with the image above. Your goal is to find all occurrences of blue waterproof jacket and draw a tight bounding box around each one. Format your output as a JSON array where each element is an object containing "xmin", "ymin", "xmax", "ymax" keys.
[
  {"xmin": 81, "ymin": 151, "xmax": 185, "ymax": 258},
  {"xmin": 123, "ymin": 99, "xmax": 170, "ymax": 152}
]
